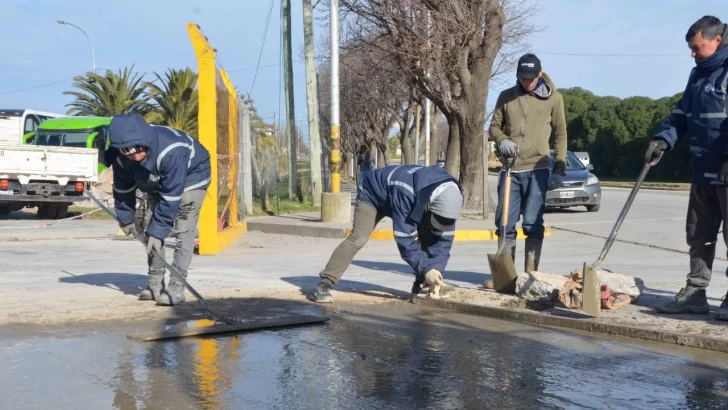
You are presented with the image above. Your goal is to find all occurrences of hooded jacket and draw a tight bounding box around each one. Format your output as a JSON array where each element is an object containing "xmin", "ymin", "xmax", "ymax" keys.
[
  {"xmin": 489, "ymin": 72, "xmax": 568, "ymax": 173},
  {"xmin": 106, "ymin": 114, "xmax": 211, "ymax": 240},
  {"xmin": 357, "ymin": 164, "xmax": 462, "ymax": 276},
  {"xmin": 654, "ymin": 24, "xmax": 728, "ymax": 184}
]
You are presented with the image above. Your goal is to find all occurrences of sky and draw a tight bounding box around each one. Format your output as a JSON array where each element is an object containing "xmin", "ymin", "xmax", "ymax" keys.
[{"xmin": 0, "ymin": 0, "xmax": 725, "ymax": 143}]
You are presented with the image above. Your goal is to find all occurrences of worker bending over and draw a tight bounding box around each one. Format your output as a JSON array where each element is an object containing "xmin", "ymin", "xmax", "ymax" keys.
[
  {"xmin": 309, "ymin": 164, "xmax": 464, "ymax": 304},
  {"xmin": 106, "ymin": 113, "xmax": 211, "ymax": 306}
]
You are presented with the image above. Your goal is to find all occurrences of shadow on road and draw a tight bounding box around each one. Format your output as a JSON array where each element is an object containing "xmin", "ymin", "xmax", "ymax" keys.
[
  {"xmin": 351, "ymin": 260, "xmax": 489, "ymax": 286},
  {"xmin": 59, "ymin": 270, "xmax": 147, "ymax": 296},
  {"xmin": 280, "ymin": 275, "xmax": 410, "ymax": 301}
]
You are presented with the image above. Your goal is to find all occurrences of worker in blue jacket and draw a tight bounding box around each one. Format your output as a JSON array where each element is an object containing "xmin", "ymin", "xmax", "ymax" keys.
[
  {"xmin": 106, "ymin": 113, "xmax": 211, "ymax": 306},
  {"xmin": 309, "ymin": 164, "xmax": 464, "ymax": 303},
  {"xmin": 648, "ymin": 16, "xmax": 728, "ymax": 319}
]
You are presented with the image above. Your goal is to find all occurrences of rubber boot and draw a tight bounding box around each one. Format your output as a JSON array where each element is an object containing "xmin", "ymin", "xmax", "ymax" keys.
[
  {"xmin": 654, "ymin": 286, "xmax": 709, "ymax": 314},
  {"xmin": 503, "ymin": 238, "xmax": 517, "ymax": 264},
  {"xmin": 138, "ymin": 273, "xmax": 164, "ymax": 301},
  {"xmin": 717, "ymin": 290, "xmax": 728, "ymax": 321},
  {"xmin": 524, "ymin": 238, "xmax": 543, "ymax": 273},
  {"xmin": 156, "ymin": 277, "xmax": 186, "ymax": 306}
]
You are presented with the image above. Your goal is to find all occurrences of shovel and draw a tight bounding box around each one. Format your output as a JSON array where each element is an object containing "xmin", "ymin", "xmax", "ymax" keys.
[
  {"xmin": 581, "ymin": 143, "xmax": 664, "ymax": 317},
  {"xmin": 488, "ymin": 155, "xmax": 519, "ymax": 293}
]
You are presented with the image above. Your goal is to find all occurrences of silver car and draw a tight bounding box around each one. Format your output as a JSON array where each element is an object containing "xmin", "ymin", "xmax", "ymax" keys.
[{"xmin": 546, "ymin": 150, "xmax": 601, "ymax": 212}]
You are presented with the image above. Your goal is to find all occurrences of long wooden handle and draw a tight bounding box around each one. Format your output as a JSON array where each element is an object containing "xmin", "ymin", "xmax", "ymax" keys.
[{"xmin": 502, "ymin": 174, "xmax": 512, "ymax": 227}]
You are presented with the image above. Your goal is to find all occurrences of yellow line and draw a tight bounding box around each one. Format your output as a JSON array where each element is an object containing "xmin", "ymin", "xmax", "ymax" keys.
[{"xmin": 344, "ymin": 225, "xmax": 551, "ymax": 241}]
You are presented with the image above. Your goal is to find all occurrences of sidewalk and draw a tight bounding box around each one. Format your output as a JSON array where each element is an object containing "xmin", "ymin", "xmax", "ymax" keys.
[{"xmin": 246, "ymin": 211, "xmax": 551, "ymax": 241}]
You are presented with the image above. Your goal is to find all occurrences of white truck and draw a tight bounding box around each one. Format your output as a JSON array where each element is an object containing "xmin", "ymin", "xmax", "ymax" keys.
[{"xmin": 0, "ymin": 109, "xmax": 99, "ymax": 219}]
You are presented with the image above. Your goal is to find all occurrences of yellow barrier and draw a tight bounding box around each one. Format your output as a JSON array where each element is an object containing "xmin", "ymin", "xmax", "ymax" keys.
[{"xmin": 187, "ymin": 22, "xmax": 246, "ymax": 255}]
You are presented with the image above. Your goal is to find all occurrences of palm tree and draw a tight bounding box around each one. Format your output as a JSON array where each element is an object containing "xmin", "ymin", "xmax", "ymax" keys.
[
  {"xmin": 144, "ymin": 68, "xmax": 198, "ymax": 136},
  {"xmin": 63, "ymin": 66, "xmax": 152, "ymax": 116}
]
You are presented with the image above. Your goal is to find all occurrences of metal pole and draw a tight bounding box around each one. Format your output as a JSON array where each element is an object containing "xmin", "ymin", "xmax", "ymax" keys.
[
  {"xmin": 57, "ymin": 20, "xmax": 95, "ymax": 72},
  {"xmin": 303, "ymin": 0, "xmax": 322, "ymax": 207},
  {"xmin": 414, "ymin": 104, "xmax": 421, "ymax": 165},
  {"xmin": 483, "ymin": 133, "xmax": 489, "ymax": 220},
  {"xmin": 282, "ymin": 0, "xmax": 297, "ymax": 199},
  {"xmin": 330, "ymin": 0, "xmax": 341, "ymax": 193},
  {"xmin": 424, "ymin": 11, "xmax": 431, "ymax": 166},
  {"xmin": 240, "ymin": 100, "xmax": 253, "ymax": 215}
]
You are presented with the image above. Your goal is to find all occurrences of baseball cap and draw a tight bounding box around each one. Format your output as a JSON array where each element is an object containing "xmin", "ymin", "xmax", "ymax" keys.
[
  {"xmin": 516, "ymin": 53, "xmax": 541, "ymax": 79},
  {"xmin": 428, "ymin": 182, "xmax": 463, "ymax": 231}
]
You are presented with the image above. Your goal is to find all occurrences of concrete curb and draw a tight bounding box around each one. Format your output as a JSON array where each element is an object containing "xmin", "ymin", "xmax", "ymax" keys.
[
  {"xmin": 248, "ymin": 221, "xmax": 551, "ymax": 241},
  {"xmin": 416, "ymin": 298, "xmax": 728, "ymax": 353}
]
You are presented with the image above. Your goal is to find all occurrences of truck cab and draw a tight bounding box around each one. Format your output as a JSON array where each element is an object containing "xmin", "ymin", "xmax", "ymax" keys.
[{"xmin": 24, "ymin": 116, "xmax": 111, "ymax": 174}]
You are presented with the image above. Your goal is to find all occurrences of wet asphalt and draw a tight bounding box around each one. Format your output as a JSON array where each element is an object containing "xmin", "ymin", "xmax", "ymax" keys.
[{"xmin": 2, "ymin": 299, "xmax": 728, "ymax": 410}]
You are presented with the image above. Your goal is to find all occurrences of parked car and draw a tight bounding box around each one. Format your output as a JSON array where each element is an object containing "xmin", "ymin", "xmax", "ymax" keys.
[{"xmin": 546, "ymin": 150, "xmax": 601, "ymax": 212}]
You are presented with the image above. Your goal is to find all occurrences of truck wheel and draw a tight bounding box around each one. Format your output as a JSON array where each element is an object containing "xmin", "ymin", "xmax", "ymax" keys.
[
  {"xmin": 586, "ymin": 203, "xmax": 600, "ymax": 212},
  {"xmin": 56, "ymin": 205, "xmax": 69, "ymax": 219},
  {"xmin": 0, "ymin": 206, "xmax": 11, "ymax": 216},
  {"xmin": 37, "ymin": 205, "xmax": 59, "ymax": 219}
]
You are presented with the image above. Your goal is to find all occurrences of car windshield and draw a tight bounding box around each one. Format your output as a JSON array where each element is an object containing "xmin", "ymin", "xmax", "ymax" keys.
[
  {"xmin": 549, "ymin": 152, "xmax": 586, "ymax": 171},
  {"xmin": 34, "ymin": 130, "xmax": 91, "ymax": 148}
]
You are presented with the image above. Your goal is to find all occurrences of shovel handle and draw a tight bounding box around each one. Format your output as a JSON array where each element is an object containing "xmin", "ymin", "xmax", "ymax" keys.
[{"xmin": 593, "ymin": 161, "xmax": 652, "ymax": 267}]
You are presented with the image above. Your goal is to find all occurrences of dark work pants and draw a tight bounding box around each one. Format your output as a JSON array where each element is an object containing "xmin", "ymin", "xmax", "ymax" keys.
[{"xmin": 686, "ymin": 183, "xmax": 728, "ymax": 287}]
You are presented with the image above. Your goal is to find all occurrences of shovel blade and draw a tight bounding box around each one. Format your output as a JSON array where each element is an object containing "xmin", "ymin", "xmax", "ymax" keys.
[
  {"xmin": 487, "ymin": 253, "xmax": 518, "ymax": 294},
  {"xmin": 582, "ymin": 263, "xmax": 601, "ymax": 317}
]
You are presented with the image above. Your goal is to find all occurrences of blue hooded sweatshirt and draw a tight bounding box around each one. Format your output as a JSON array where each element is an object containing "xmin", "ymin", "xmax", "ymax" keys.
[
  {"xmin": 357, "ymin": 164, "xmax": 462, "ymax": 276},
  {"xmin": 106, "ymin": 114, "xmax": 211, "ymax": 240},
  {"xmin": 654, "ymin": 30, "xmax": 728, "ymax": 184}
]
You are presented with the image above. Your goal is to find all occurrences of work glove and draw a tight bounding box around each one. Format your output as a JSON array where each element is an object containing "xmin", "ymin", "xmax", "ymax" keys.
[
  {"xmin": 146, "ymin": 236, "xmax": 163, "ymax": 255},
  {"xmin": 498, "ymin": 139, "xmax": 518, "ymax": 158},
  {"xmin": 719, "ymin": 160, "xmax": 728, "ymax": 183},
  {"xmin": 424, "ymin": 269, "xmax": 445, "ymax": 287},
  {"xmin": 548, "ymin": 161, "xmax": 566, "ymax": 190},
  {"xmin": 120, "ymin": 223, "xmax": 136, "ymax": 236},
  {"xmin": 645, "ymin": 139, "xmax": 668, "ymax": 165}
]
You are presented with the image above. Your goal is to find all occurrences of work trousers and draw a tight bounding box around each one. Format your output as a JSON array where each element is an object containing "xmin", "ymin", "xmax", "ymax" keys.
[
  {"xmin": 685, "ymin": 183, "xmax": 728, "ymax": 287},
  {"xmin": 320, "ymin": 200, "xmax": 383, "ymax": 284},
  {"xmin": 141, "ymin": 189, "xmax": 206, "ymax": 278}
]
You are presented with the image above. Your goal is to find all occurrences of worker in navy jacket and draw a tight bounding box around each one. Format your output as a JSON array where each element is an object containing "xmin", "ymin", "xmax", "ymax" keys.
[
  {"xmin": 648, "ymin": 16, "xmax": 728, "ymax": 319},
  {"xmin": 309, "ymin": 164, "xmax": 464, "ymax": 303},
  {"xmin": 106, "ymin": 113, "xmax": 211, "ymax": 306}
]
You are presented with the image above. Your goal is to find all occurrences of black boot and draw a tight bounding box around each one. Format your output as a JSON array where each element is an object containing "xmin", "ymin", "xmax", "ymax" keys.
[
  {"xmin": 717, "ymin": 290, "xmax": 728, "ymax": 321},
  {"xmin": 524, "ymin": 238, "xmax": 543, "ymax": 273},
  {"xmin": 654, "ymin": 286, "xmax": 710, "ymax": 314},
  {"xmin": 309, "ymin": 280, "xmax": 334, "ymax": 303}
]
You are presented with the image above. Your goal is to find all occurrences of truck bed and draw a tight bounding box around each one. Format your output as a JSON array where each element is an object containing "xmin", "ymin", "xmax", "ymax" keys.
[{"xmin": 0, "ymin": 145, "xmax": 98, "ymax": 183}]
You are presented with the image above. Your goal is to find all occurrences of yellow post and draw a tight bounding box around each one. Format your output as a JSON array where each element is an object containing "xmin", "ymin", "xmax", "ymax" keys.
[
  {"xmin": 331, "ymin": 125, "xmax": 341, "ymax": 193},
  {"xmin": 187, "ymin": 23, "xmax": 219, "ymax": 255},
  {"xmin": 219, "ymin": 68, "xmax": 238, "ymax": 227}
]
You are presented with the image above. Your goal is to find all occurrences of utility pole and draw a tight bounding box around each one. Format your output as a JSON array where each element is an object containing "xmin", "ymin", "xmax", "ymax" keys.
[
  {"xmin": 423, "ymin": 12, "xmax": 431, "ymax": 166},
  {"xmin": 282, "ymin": 0, "xmax": 297, "ymax": 199},
  {"xmin": 330, "ymin": 0, "xmax": 341, "ymax": 193},
  {"xmin": 303, "ymin": 0, "xmax": 322, "ymax": 207}
]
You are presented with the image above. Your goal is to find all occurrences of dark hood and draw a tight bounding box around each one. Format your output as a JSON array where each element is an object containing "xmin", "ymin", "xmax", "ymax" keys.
[
  {"xmin": 109, "ymin": 113, "xmax": 156, "ymax": 150},
  {"xmin": 518, "ymin": 72, "xmax": 555, "ymax": 99},
  {"xmin": 720, "ymin": 23, "xmax": 728, "ymax": 49}
]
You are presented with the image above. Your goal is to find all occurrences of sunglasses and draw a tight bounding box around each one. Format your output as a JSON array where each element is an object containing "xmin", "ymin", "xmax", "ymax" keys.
[{"xmin": 120, "ymin": 145, "xmax": 147, "ymax": 156}]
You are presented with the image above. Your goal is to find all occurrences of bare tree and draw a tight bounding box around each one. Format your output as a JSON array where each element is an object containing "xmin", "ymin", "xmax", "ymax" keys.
[{"xmin": 340, "ymin": 0, "xmax": 538, "ymax": 208}]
